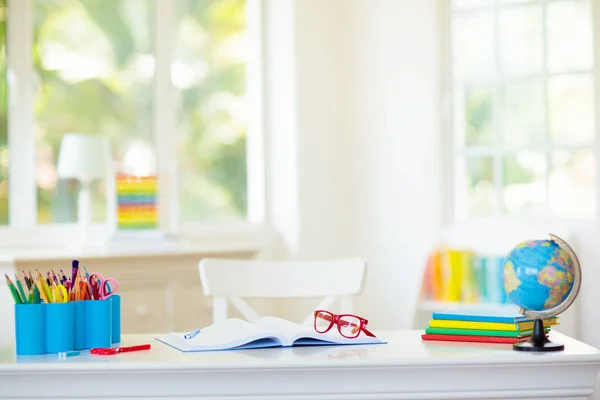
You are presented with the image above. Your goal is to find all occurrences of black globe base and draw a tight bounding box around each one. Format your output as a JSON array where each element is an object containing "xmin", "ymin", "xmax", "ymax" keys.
[{"xmin": 513, "ymin": 318, "xmax": 564, "ymax": 352}]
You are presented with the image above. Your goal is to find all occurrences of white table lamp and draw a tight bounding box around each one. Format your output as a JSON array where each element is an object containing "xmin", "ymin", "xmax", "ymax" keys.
[{"xmin": 57, "ymin": 133, "xmax": 112, "ymax": 246}]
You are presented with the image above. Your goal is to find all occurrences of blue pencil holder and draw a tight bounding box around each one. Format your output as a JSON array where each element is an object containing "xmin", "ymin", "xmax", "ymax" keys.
[
  {"xmin": 110, "ymin": 295, "xmax": 121, "ymax": 344},
  {"xmin": 45, "ymin": 302, "xmax": 74, "ymax": 353},
  {"xmin": 85, "ymin": 299, "xmax": 112, "ymax": 348},
  {"xmin": 73, "ymin": 301, "xmax": 87, "ymax": 350},
  {"xmin": 14, "ymin": 304, "xmax": 46, "ymax": 356}
]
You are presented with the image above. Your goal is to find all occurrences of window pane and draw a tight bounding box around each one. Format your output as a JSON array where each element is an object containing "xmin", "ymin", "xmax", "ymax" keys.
[
  {"xmin": 499, "ymin": 5, "xmax": 543, "ymax": 76},
  {"xmin": 0, "ymin": 0, "xmax": 6, "ymax": 225},
  {"xmin": 455, "ymin": 156, "xmax": 495, "ymax": 219},
  {"xmin": 452, "ymin": 12, "xmax": 495, "ymax": 81},
  {"xmin": 548, "ymin": 74, "xmax": 594, "ymax": 146},
  {"xmin": 454, "ymin": 86, "xmax": 494, "ymax": 147},
  {"xmin": 34, "ymin": 0, "xmax": 154, "ymax": 224},
  {"xmin": 452, "ymin": 0, "xmax": 493, "ymax": 8},
  {"xmin": 175, "ymin": 0, "xmax": 247, "ymax": 221},
  {"xmin": 503, "ymin": 152, "xmax": 546, "ymax": 216},
  {"xmin": 503, "ymin": 79, "xmax": 545, "ymax": 147},
  {"xmin": 547, "ymin": 0, "xmax": 593, "ymax": 73},
  {"xmin": 550, "ymin": 151, "xmax": 595, "ymax": 219}
]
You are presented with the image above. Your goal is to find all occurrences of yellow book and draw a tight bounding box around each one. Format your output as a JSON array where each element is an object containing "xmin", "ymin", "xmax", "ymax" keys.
[
  {"xmin": 441, "ymin": 250, "xmax": 462, "ymax": 301},
  {"xmin": 429, "ymin": 318, "xmax": 558, "ymax": 331},
  {"xmin": 116, "ymin": 182, "xmax": 158, "ymax": 191}
]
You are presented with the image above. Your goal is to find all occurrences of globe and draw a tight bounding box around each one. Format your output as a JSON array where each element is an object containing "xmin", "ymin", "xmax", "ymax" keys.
[{"xmin": 502, "ymin": 234, "xmax": 581, "ymax": 352}]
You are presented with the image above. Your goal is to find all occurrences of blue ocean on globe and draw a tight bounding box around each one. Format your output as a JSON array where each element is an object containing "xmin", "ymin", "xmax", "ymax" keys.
[{"xmin": 503, "ymin": 239, "xmax": 575, "ymax": 312}]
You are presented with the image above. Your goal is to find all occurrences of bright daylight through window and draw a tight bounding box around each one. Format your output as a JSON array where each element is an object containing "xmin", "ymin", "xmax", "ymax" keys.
[
  {"xmin": 2, "ymin": 0, "xmax": 248, "ymax": 230},
  {"xmin": 450, "ymin": 0, "xmax": 596, "ymax": 221}
]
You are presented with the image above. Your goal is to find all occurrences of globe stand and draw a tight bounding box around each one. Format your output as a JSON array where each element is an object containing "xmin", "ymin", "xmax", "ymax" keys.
[{"xmin": 513, "ymin": 318, "xmax": 564, "ymax": 352}]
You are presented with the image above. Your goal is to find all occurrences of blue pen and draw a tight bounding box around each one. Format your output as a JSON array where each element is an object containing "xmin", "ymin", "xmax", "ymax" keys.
[{"xmin": 184, "ymin": 328, "xmax": 201, "ymax": 339}]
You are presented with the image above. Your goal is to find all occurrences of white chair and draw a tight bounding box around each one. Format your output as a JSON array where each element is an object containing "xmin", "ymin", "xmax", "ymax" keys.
[{"xmin": 199, "ymin": 258, "xmax": 367, "ymax": 326}]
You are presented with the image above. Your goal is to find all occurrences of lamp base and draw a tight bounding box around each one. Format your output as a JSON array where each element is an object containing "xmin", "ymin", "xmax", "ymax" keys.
[{"xmin": 107, "ymin": 230, "xmax": 169, "ymax": 246}]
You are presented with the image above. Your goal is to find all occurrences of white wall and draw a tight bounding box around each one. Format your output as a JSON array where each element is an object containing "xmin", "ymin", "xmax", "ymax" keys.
[
  {"xmin": 342, "ymin": 0, "xmax": 441, "ymax": 328},
  {"xmin": 263, "ymin": 0, "xmax": 441, "ymax": 329}
]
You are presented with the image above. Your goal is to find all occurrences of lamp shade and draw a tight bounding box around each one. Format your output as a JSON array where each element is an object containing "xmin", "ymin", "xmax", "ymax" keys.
[{"xmin": 56, "ymin": 133, "xmax": 112, "ymax": 181}]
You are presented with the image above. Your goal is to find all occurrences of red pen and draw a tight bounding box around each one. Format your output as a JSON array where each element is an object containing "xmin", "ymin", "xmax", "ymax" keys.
[{"xmin": 90, "ymin": 344, "xmax": 151, "ymax": 355}]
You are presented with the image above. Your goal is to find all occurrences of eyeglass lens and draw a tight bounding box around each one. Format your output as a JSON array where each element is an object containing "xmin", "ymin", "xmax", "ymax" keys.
[
  {"xmin": 337, "ymin": 315, "xmax": 362, "ymax": 338},
  {"xmin": 315, "ymin": 311, "xmax": 334, "ymax": 332}
]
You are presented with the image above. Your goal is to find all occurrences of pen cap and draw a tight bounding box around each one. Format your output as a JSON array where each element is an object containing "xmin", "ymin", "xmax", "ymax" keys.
[
  {"xmin": 73, "ymin": 301, "xmax": 87, "ymax": 350},
  {"xmin": 85, "ymin": 299, "xmax": 112, "ymax": 349},
  {"xmin": 15, "ymin": 304, "xmax": 46, "ymax": 355},
  {"xmin": 110, "ymin": 295, "xmax": 121, "ymax": 344},
  {"xmin": 46, "ymin": 302, "xmax": 75, "ymax": 353}
]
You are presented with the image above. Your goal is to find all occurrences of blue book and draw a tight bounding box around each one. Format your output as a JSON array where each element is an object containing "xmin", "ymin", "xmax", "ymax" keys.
[{"xmin": 432, "ymin": 307, "xmax": 536, "ymax": 323}]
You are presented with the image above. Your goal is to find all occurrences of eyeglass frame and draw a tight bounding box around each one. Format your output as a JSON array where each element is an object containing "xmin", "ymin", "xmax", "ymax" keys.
[{"xmin": 313, "ymin": 309, "xmax": 376, "ymax": 339}]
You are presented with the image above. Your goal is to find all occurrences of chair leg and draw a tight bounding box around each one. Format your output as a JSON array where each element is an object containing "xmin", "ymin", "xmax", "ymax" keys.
[{"xmin": 213, "ymin": 296, "xmax": 228, "ymax": 323}]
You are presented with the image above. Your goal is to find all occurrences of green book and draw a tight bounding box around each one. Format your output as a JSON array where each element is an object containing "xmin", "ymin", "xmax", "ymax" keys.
[{"xmin": 425, "ymin": 327, "xmax": 550, "ymax": 338}]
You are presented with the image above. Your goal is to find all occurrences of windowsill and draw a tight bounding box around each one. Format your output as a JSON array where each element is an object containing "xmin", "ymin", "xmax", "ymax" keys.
[
  {"xmin": 0, "ymin": 221, "xmax": 276, "ymax": 261},
  {"xmin": 0, "ymin": 240, "xmax": 260, "ymax": 263}
]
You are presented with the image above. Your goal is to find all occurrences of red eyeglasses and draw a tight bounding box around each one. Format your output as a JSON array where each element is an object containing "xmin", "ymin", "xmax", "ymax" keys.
[{"xmin": 313, "ymin": 310, "xmax": 376, "ymax": 339}]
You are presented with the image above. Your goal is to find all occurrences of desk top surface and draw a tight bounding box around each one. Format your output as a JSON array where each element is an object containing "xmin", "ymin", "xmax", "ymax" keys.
[{"xmin": 1, "ymin": 330, "xmax": 599, "ymax": 373}]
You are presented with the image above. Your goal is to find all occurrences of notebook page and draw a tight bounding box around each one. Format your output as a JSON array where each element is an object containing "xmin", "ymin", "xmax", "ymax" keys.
[
  {"xmin": 157, "ymin": 318, "xmax": 283, "ymax": 351},
  {"xmin": 290, "ymin": 329, "xmax": 384, "ymax": 346},
  {"xmin": 254, "ymin": 317, "xmax": 314, "ymax": 345}
]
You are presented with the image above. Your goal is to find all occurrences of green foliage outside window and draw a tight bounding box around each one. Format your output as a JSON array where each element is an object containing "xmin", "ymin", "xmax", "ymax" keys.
[{"xmin": 31, "ymin": 0, "xmax": 247, "ymax": 224}]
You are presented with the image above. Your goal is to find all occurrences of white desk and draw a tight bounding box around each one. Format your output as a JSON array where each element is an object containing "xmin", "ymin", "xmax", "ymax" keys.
[{"xmin": 1, "ymin": 331, "xmax": 599, "ymax": 399}]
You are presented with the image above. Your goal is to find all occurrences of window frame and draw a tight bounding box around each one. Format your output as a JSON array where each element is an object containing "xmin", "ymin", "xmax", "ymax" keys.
[
  {"xmin": 442, "ymin": 0, "xmax": 600, "ymax": 225},
  {"xmin": 1, "ymin": 0, "xmax": 265, "ymax": 246}
]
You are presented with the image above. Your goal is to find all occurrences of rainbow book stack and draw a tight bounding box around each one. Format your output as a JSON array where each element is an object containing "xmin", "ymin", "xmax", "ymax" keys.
[
  {"xmin": 116, "ymin": 174, "xmax": 158, "ymax": 230},
  {"xmin": 421, "ymin": 308, "xmax": 558, "ymax": 344}
]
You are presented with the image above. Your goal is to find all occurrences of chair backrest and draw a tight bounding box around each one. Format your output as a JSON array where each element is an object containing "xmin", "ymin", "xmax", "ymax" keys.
[{"xmin": 199, "ymin": 258, "xmax": 367, "ymax": 325}]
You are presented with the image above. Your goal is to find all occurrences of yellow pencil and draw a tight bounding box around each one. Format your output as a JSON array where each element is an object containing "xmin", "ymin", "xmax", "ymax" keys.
[
  {"xmin": 39, "ymin": 274, "xmax": 52, "ymax": 303},
  {"xmin": 35, "ymin": 278, "xmax": 49, "ymax": 303}
]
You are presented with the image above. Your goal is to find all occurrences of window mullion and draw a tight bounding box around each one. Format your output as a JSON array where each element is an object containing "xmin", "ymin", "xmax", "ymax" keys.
[
  {"xmin": 493, "ymin": 1, "xmax": 503, "ymax": 217},
  {"xmin": 542, "ymin": 0, "xmax": 552, "ymax": 219},
  {"xmin": 593, "ymin": 0, "xmax": 600, "ymax": 224},
  {"xmin": 7, "ymin": 0, "xmax": 36, "ymax": 229},
  {"xmin": 246, "ymin": 0, "xmax": 266, "ymax": 224},
  {"xmin": 153, "ymin": 0, "xmax": 178, "ymax": 235}
]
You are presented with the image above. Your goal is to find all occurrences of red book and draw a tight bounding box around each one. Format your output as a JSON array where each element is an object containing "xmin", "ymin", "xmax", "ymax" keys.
[{"xmin": 421, "ymin": 333, "xmax": 531, "ymax": 344}]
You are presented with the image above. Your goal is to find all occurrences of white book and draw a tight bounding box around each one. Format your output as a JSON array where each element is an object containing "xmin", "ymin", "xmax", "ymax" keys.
[{"xmin": 155, "ymin": 316, "xmax": 384, "ymax": 352}]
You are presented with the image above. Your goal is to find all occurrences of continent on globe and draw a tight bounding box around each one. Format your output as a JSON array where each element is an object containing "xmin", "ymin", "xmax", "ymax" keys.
[
  {"xmin": 503, "ymin": 261, "xmax": 521, "ymax": 294},
  {"xmin": 538, "ymin": 265, "xmax": 573, "ymax": 309},
  {"xmin": 549, "ymin": 247, "xmax": 575, "ymax": 276}
]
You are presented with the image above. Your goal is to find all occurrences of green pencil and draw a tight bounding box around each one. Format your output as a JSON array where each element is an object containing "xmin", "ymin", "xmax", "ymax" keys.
[
  {"xmin": 4, "ymin": 274, "xmax": 22, "ymax": 304},
  {"xmin": 15, "ymin": 277, "xmax": 27, "ymax": 305}
]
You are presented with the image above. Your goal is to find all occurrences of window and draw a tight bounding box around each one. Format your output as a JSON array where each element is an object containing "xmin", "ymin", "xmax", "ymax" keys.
[
  {"xmin": 0, "ymin": 0, "xmax": 6, "ymax": 225},
  {"xmin": 3, "ymin": 0, "xmax": 253, "ymax": 234},
  {"xmin": 448, "ymin": 0, "xmax": 596, "ymax": 221}
]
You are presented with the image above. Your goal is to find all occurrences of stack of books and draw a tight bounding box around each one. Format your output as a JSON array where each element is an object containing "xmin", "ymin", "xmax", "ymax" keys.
[{"xmin": 421, "ymin": 308, "xmax": 558, "ymax": 344}]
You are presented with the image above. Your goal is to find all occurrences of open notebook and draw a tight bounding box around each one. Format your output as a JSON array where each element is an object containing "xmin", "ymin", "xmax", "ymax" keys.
[{"xmin": 155, "ymin": 316, "xmax": 385, "ymax": 352}]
